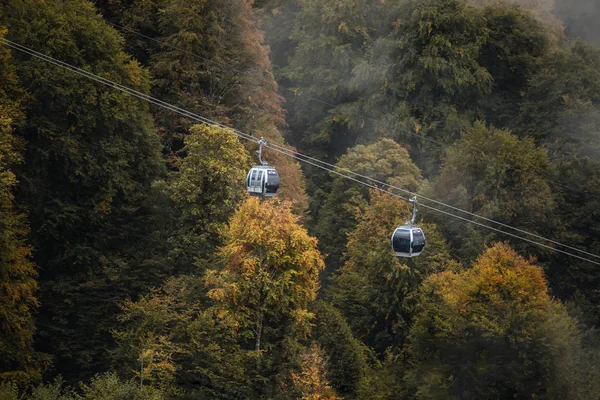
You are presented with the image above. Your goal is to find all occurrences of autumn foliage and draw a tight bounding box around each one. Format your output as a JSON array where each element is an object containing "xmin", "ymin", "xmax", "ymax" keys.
[
  {"xmin": 405, "ymin": 243, "xmax": 580, "ymax": 399},
  {"xmin": 1, "ymin": 0, "xmax": 600, "ymax": 397}
]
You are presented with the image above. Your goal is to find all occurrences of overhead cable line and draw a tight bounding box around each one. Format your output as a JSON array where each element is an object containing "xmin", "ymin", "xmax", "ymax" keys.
[
  {"xmin": 63, "ymin": 10, "xmax": 600, "ymax": 242},
  {"xmin": 2, "ymin": 37, "xmax": 599, "ymax": 266},
  {"xmin": 74, "ymin": 5, "xmax": 599, "ymax": 200}
]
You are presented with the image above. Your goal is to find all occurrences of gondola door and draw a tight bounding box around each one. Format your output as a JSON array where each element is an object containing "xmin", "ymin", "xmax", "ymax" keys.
[{"xmin": 248, "ymin": 168, "xmax": 264, "ymax": 195}]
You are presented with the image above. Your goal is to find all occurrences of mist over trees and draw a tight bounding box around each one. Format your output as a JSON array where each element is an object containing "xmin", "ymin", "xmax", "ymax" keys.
[{"xmin": 0, "ymin": 0, "xmax": 599, "ymax": 398}]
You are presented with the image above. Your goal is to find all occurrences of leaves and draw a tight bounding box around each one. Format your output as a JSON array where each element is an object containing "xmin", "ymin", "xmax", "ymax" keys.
[
  {"xmin": 315, "ymin": 139, "xmax": 423, "ymax": 273},
  {"xmin": 328, "ymin": 191, "xmax": 455, "ymax": 353},
  {"xmin": 206, "ymin": 197, "xmax": 325, "ymax": 395},
  {"xmin": 164, "ymin": 124, "xmax": 250, "ymax": 274},
  {"xmin": 405, "ymin": 243, "xmax": 581, "ymax": 399},
  {"xmin": 1, "ymin": 0, "xmax": 166, "ymax": 382},
  {"xmin": 0, "ymin": 28, "xmax": 46, "ymax": 385}
]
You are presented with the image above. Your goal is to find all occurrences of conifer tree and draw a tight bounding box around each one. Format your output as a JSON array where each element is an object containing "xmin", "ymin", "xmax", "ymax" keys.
[
  {"xmin": 312, "ymin": 301, "xmax": 367, "ymax": 398},
  {"xmin": 0, "ymin": 28, "xmax": 45, "ymax": 384},
  {"xmin": 1, "ymin": 0, "xmax": 166, "ymax": 381}
]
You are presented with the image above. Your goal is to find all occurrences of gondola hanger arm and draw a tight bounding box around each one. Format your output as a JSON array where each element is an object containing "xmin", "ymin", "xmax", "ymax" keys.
[{"xmin": 257, "ymin": 138, "xmax": 268, "ymax": 166}]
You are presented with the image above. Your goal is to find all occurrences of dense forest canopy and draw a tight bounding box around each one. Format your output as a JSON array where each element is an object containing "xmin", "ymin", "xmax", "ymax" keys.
[{"xmin": 0, "ymin": 0, "xmax": 599, "ymax": 398}]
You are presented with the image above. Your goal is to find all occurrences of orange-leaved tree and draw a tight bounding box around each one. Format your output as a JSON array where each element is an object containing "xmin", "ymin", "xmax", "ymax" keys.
[{"xmin": 405, "ymin": 243, "xmax": 586, "ymax": 399}]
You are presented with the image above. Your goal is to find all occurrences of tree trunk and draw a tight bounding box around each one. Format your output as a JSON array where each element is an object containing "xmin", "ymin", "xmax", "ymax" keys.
[{"xmin": 255, "ymin": 311, "xmax": 263, "ymax": 368}]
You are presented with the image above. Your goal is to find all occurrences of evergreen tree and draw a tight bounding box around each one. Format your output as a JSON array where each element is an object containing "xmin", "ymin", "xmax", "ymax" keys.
[
  {"xmin": 253, "ymin": 0, "xmax": 300, "ymax": 71},
  {"xmin": 0, "ymin": 27, "xmax": 45, "ymax": 384},
  {"xmin": 515, "ymin": 40, "xmax": 600, "ymax": 309},
  {"xmin": 312, "ymin": 301, "xmax": 367, "ymax": 399},
  {"xmin": 354, "ymin": 351, "xmax": 404, "ymax": 400},
  {"xmin": 518, "ymin": 40, "xmax": 600, "ymax": 146},
  {"xmin": 478, "ymin": 2, "xmax": 549, "ymax": 128},
  {"xmin": 283, "ymin": 0, "xmax": 386, "ymax": 160},
  {"xmin": 387, "ymin": 0, "xmax": 492, "ymax": 119},
  {"xmin": 1, "ymin": 0, "xmax": 166, "ymax": 381},
  {"xmin": 548, "ymin": 157, "xmax": 600, "ymax": 316}
]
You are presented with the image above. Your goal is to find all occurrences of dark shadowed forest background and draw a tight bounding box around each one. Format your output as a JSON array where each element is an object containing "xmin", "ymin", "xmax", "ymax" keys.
[{"xmin": 1, "ymin": 0, "xmax": 600, "ymax": 398}]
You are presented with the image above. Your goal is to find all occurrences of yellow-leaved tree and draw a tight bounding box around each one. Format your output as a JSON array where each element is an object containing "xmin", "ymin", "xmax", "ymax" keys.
[
  {"xmin": 206, "ymin": 197, "xmax": 325, "ymax": 396},
  {"xmin": 291, "ymin": 343, "xmax": 343, "ymax": 400}
]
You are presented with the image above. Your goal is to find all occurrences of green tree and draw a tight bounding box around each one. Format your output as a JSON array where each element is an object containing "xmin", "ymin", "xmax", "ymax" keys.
[
  {"xmin": 427, "ymin": 121, "xmax": 557, "ymax": 261},
  {"xmin": 162, "ymin": 124, "xmax": 250, "ymax": 274},
  {"xmin": 354, "ymin": 351, "xmax": 404, "ymax": 400},
  {"xmin": 404, "ymin": 243, "xmax": 585, "ymax": 399},
  {"xmin": 283, "ymin": 0, "xmax": 386, "ymax": 160},
  {"xmin": 478, "ymin": 2, "xmax": 549, "ymax": 128},
  {"xmin": 114, "ymin": 275, "xmax": 253, "ymax": 397},
  {"xmin": 253, "ymin": 0, "xmax": 300, "ymax": 71},
  {"xmin": 547, "ymin": 157, "xmax": 600, "ymax": 317},
  {"xmin": 0, "ymin": 373, "xmax": 165, "ymax": 399},
  {"xmin": 328, "ymin": 191, "xmax": 455, "ymax": 354},
  {"xmin": 98, "ymin": 0, "xmax": 309, "ymax": 211},
  {"xmin": 387, "ymin": 0, "xmax": 492, "ymax": 119},
  {"xmin": 205, "ymin": 197, "xmax": 325, "ymax": 397},
  {"xmin": 518, "ymin": 41, "xmax": 600, "ymax": 146},
  {"xmin": 315, "ymin": 139, "xmax": 422, "ymax": 274},
  {"xmin": 270, "ymin": 0, "xmax": 558, "ymax": 175},
  {"xmin": 0, "ymin": 27, "xmax": 46, "ymax": 384},
  {"xmin": 312, "ymin": 301, "xmax": 367, "ymax": 399},
  {"xmin": 513, "ymin": 40, "xmax": 600, "ymax": 310},
  {"xmin": 375, "ymin": 0, "xmax": 492, "ymax": 172},
  {"xmin": 1, "ymin": 0, "xmax": 166, "ymax": 381}
]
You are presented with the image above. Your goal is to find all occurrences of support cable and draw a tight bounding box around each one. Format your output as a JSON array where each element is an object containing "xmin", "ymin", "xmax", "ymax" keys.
[{"xmin": 3, "ymin": 37, "xmax": 599, "ymax": 265}]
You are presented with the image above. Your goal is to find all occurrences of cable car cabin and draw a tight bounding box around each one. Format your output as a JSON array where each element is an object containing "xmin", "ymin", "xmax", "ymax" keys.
[
  {"xmin": 391, "ymin": 225, "xmax": 425, "ymax": 257},
  {"xmin": 246, "ymin": 166, "xmax": 280, "ymax": 198}
]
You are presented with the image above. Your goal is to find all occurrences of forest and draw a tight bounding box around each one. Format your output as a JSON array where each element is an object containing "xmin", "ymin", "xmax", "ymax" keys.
[{"xmin": 1, "ymin": 0, "xmax": 600, "ymax": 398}]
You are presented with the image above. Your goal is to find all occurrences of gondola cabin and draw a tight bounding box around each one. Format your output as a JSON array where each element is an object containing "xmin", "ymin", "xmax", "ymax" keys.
[
  {"xmin": 391, "ymin": 225, "xmax": 425, "ymax": 257},
  {"xmin": 246, "ymin": 165, "xmax": 280, "ymax": 198}
]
